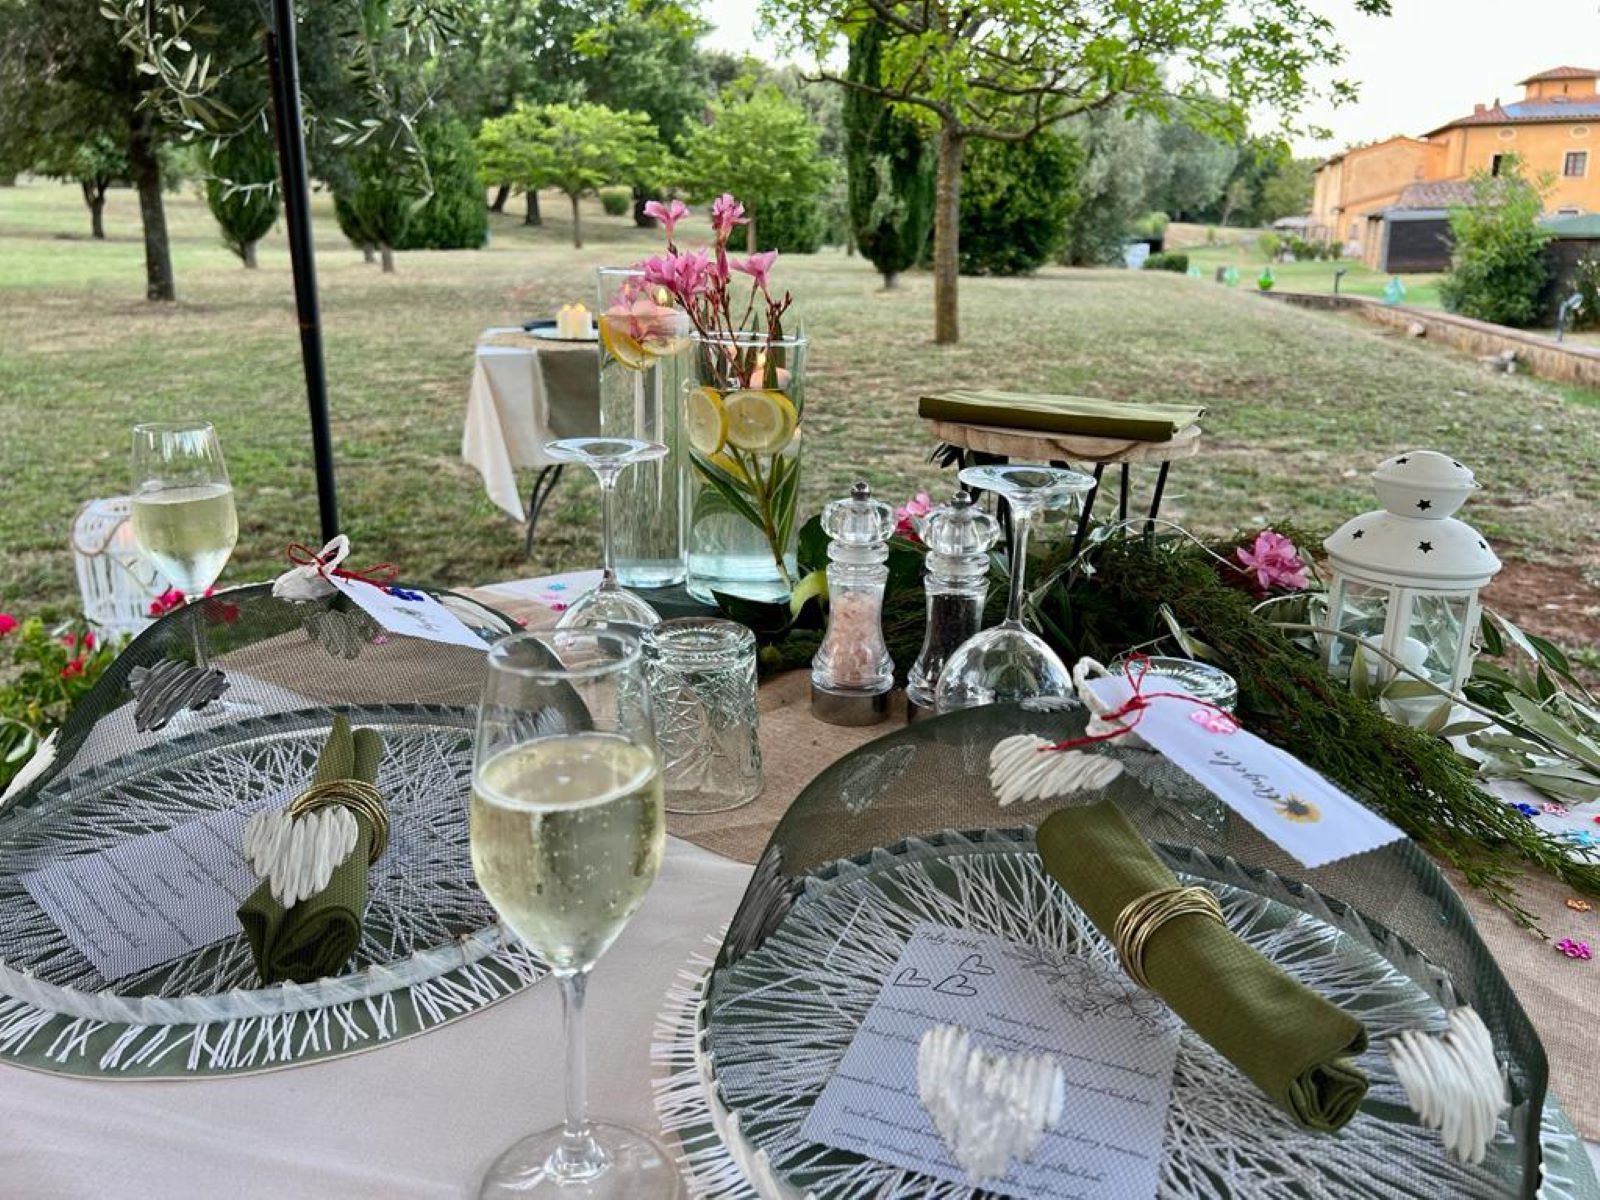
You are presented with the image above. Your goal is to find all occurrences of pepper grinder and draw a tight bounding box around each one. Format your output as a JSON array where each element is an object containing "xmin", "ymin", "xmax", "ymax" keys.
[
  {"xmin": 905, "ymin": 490, "xmax": 1001, "ymax": 722},
  {"xmin": 811, "ymin": 481, "xmax": 897, "ymax": 725}
]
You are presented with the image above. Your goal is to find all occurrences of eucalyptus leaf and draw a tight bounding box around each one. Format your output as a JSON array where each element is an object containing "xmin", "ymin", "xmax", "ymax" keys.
[{"xmin": 1349, "ymin": 645, "xmax": 1371, "ymax": 700}]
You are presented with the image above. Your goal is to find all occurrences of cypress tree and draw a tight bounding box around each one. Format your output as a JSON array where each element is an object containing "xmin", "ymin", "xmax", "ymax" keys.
[{"xmin": 844, "ymin": 19, "xmax": 934, "ymax": 290}]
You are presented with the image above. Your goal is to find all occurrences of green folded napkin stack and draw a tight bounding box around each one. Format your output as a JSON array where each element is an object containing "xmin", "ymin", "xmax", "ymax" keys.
[
  {"xmin": 238, "ymin": 716, "xmax": 385, "ymax": 985},
  {"xmin": 1037, "ymin": 800, "xmax": 1369, "ymax": 1132},
  {"xmin": 918, "ymin": 389, "xmax": 1205, "ymax": 443}
]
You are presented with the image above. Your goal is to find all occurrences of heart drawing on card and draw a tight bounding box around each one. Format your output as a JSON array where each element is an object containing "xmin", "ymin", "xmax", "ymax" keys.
[
  {"xmin": 894, "ymin": 967, "xmax": 933, "ymax": 988},
  {"xmin": 957, "ymin": 954, "xmax": 995, "ymax": 976},
  {"xmin": 934, "ymin": 974, "xmax": 979, "ymax": 998}
]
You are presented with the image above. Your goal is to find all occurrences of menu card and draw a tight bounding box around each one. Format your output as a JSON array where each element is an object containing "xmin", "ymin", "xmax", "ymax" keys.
[{"xmin": 800, "ymin": 923, "xmax": 1178, "ymax": 1200}]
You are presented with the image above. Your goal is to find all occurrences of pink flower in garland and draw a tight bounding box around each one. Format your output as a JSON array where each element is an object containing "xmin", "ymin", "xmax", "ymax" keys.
[
  {"xmin": 894, "ymin": 491, "xmax": 934, "ymax": 539},
  {"xmin": 149, "ymin": 587, "xmax": 187, "ymax": 617},
  {"xmin": 0, "ymin": 614, "xmax": 17, "ymax": 637},
  {"xmin": 709, "ymin": 193, "xmax": 748, "ymax": 241},
  {"xmin": 1235, "ymin": 529, "xmax": 1308, "ymax": 596},
  {"xmin": 731, "ymin": 249, "xmax": 779, "ymax": 295},
  {"xmin": 642, "ymin": 198, "xmax": 689, "ymax": 242}
]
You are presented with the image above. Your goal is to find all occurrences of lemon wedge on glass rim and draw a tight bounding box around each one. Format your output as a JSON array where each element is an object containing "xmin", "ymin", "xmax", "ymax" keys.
[
  {"xmin": 723, "ymin": 389, "xmax": 797, "ymax": 454},
  {"xmin": 686, "ymin": 386, "xmax": 728, "ymax": 455}
]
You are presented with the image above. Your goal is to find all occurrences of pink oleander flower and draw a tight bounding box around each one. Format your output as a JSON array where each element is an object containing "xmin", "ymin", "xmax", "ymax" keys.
[
  {"xmin": 60, "ymin": 659, "xmax": 84, "ymax": 680},
  {"xmin": 709, "ymin": 193, "xmax": 748, "ymax": 242},
  {"xmin": 639, "ymin": 249, "xmax": 710, "ymax": 305},
  {"xmin": 731, "ymin": 249, "xmax": 779, "ymax": 294},
  {"xmin": 643, "ymin": 198, "xmax": 689, "ymax": 241},
  {"xmin": 894, "ymin": 490, "xmax": 934, "ymax": 539},
  {"xmin": 0, "ymin": 614, "xmax": 16, "ymax": 637},
  {"xmin": 1234, "ymin": 529, "xmax": 1308, "ymax": 596}
]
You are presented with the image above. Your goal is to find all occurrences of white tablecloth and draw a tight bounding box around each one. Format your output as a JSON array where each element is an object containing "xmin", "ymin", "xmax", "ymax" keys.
[
  {"xmin": 0, "ymin": 837, "xmax": 752, "ymax": 1199},
  {"xmin": 461, "ymin": 328, "xmax": 600, "ymax": 520}
]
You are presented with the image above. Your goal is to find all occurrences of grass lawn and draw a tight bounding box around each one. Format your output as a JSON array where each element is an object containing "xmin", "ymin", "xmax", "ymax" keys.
[
  {"xmin": 2, "ymin": 179, "xmax": 1598, "ymax": 642},
  {"xmin": 1180, "ymin": 239, "xmax": 1446, "ymax": 309}
]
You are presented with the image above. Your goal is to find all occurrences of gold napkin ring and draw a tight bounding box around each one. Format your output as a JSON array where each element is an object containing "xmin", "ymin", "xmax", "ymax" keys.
[
  {"xmin": 289, "ymin": 780, "xmax": 389, "ymax": 863},
  {"xmin": 1112, "ymin": 885, "xmax": 1225, "ymax": 989}
]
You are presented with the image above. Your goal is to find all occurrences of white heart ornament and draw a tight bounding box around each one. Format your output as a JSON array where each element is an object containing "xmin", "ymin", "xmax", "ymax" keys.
[
  {"xmin": 917, "ymin": 1024, "xmax": 1065, "ymax": 1183},
  {"xmin": 243, "ymin": 806, "xmax": 361, "ymax": 908}
]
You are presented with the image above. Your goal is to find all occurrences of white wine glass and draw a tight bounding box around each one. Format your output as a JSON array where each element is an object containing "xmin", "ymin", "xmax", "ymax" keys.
[
  {"xmin": 131, "ymin": 421, "xmax": 242, "ymax": 683},
  {"xmin": 544, "ymin": 437, "xmax": 666, "ymax": 631},
  {"xmin": 471, "ymin": 629, "xmax": 678, "ymax": 1199},
  {"xmin": 934, "ymin": 464, "xmax": 1096, "ymax": 711}
]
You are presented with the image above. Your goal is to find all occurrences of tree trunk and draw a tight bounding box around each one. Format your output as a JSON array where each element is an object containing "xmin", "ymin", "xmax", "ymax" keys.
[
  {"xmin": 932, "ymin": 125, "xmax": 964, "ymax": 344},
  {"xmin": 745, "ymin": 215, "xmax": 757, "ymax": 254},
  {"xmin": 242, "ymin": 240, "xmax": 259, "ymax": 269},
  {"xmin": 490, "ymin": 183, "xmax": 510, "ymax": 212},
  {"xmin": 570, "ymin": 192, "xmax": 582, "ymax": 249},
  {"xmin": 362, "ymin": 244, "xmax": 376, "ymax": 264},
  {"xmin": 128, "ymin": 117, "xmax": 175, "ymax": 302},
  {"xmin": 524, "ymin": 189, "xmax": 542, "ymax": 226},
  {"xmin": 882, "ymin": 270, "xmax": 899, "ymax": 291},
  {"xmin": 83, "ymin": 180, "xmax": 106, "ymax": 240},
  {"xmin": 632, "ymin": 188, "xmax": 654, "ymax": 227},
  {"xmin": 380, "ymin": 242, "xmax": 395, "ymax": 273}
]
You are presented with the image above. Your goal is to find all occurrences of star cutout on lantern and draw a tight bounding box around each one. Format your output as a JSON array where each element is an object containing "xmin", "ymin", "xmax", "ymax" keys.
[
  {"xmin": 1416, "ymin": 499, "xmax": 1432, "ymax": 511},
  {"xmin": 1418, "ymin": 541, "xmax": 1434, "ymax": 553},
  {"xmin": 1396, "ymin": 456, "xmax": 1410, "ymax": 464},
  {"xmin": 1351, "ymin": 529, "xmax": 1365, "ymax": 539},
  {"xmin": 1477, "ymin": 540, "xmax": 1486, "ymax": 550}
]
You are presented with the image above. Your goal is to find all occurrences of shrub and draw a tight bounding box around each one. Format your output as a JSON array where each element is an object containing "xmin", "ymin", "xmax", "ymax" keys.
[
  {"xmin": 1439, "ymin": 158, "xmax": 1551, "ymax": 327},
  {"xmin": 1205, "ymin": 225, "xmax": 1220, "ymax": 246},
  {"xmin": 599, "ymin": 186, "xmax": 632, "ymax": 216},
  {"xmin": 760, "ymin": 192, "xmax": 826, "ymax": 253},
  {"xmin": 1130, "ymin": 210, "xmax": 1169, "ymax": 241},
  {"xmin": 204, "ymin": 129, "xmax": 280, "ymax": 267},
  {"xmin": 0, "ymin": 617, "xmax": 121, "ymax": 794},
  {"xmin": 1328, "ymin": 240, "xmax": 1343, "ymax": 261},
  {"xmin": 1143, "ymin": 252, "xmax": 1189, "ymax": 272},
  {"xmin": 958, "ymin": 131, "xmax": 1083, "ymax": 276},
  {"xmin": 1257, "ymin": 231, "xmax": 1282, "ymax": 260},
  {"xmin": 393, "ymin": 119, "xmax": 488, "ymax": 251}
]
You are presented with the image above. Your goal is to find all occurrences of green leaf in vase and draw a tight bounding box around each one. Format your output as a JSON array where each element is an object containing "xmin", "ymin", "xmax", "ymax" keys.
[
  {"xmin": 797, "ymin": 514, "xmax": 828, "ymax": 574},
  {"xmin": 689, "ymin": 450, "xmax": 764, "ymax": 529},
  {"xmin": 712, "ymin": 590, "xmax": 796, "ymax": 637}
]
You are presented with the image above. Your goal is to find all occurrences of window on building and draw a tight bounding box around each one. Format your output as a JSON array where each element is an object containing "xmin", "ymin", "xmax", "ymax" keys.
[
  {"xmin": 1491, "ymin": 154, "xmax": 1506, "ymax": 176},
  {"xmin": 1565, "ymin": 151, "xmax": 1589, "ymax": 177}
]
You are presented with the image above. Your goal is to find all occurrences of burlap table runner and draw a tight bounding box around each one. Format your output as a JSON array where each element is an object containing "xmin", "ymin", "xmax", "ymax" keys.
[{"xmin": 468, "ymin": 586, "xmax": 1600, "ymax": 1138}]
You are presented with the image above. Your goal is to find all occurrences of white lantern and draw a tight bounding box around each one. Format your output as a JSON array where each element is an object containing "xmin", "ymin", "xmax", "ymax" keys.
[
  {"xmin": 71, "ymin": 497, "xmax": 170, "ymax": 641},
  {"xmin": 1321, "ymin": 451, "xmax": 1501, "ymax": 697}
]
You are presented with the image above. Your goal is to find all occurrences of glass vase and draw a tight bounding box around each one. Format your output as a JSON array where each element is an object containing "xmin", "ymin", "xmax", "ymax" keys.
[
  {"xmin": 684, "ymin": 330, "xmax": 807, "ymax": 604},
  {"xmin": 595, "ymin": 267, "xmax": 690, "ymax": 589}
]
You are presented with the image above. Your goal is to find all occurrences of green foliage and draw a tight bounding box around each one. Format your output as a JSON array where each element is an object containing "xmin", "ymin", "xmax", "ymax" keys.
[
  {"xmin": 1143, "ymin": 252, "xmax": 1189, "ymax": 272},
  {"xmin": 0, "ymin": 617, "xmax": 122, "ymax": 794},
  {"xmin": 759, "ymin": 193, "xmax": 826, "ymax": 253},
  {"xmin": 844, "ymin": 18, "xmax": 934, "ymax": 283},
  {"xmin": 204, "ymin": 126, "xmax": 279, "ymax": 264},
  {"xmin": 1257, "ymin": 231, "xmax": 1282, "ymax": 260},
  {"xmin": 393, "ymin": 119, "xmax": 488, "ymax": 251},
  {"xmin": 1439, "ymin": 158, "xmax": 1552, "ymax": 328},
  {"xmin": 599, "ymin": 186, "xmax": 633, "ymax": 216},
  {"xmin": 1061, "ymin": 102, "xmax": 1165, "ymax": 265},
  {"xmin": 1569, "ymin": 255, "xmax": 1600, "ymax": 330},
  {"xmin": 1151, "ymin": 122, "xmax": 1236, "ymax": 219},
  {"xmin": 333, "ymin": 136, "xmax": 414, "ymax": 261},
  {"xmin": 957, "ymin": 131, "xmax": 1081, "ymax": 276},
  {"xmin": 1259, "ymin": 156, "xmax": 1317, "ymax": 223},
  {"xmin": 676, "ymin": 86, "xmax": 831, "ymax": 248},
  {"xmin": 1130, "ymin": 210, "xmax": 1169, "ymax": 241}
]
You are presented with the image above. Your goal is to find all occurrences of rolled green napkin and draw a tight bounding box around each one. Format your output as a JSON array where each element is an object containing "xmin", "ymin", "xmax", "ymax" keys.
[
  {"xmin": 1037, "ymin": 800, "xmax": 1369, "ymax": 1131},
  {"xmin": 918, "ymin": 389, "xmax": 1205, "ymax": 443},
  {"xmin": 238, "ymin": 716, "xmax": 385, "ymax": 985}
]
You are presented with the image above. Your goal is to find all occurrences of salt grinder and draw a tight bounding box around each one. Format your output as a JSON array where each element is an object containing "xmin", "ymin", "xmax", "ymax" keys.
[{"xmin": 811, "ymin": 481, "xmax": 896, "ymax": 725}]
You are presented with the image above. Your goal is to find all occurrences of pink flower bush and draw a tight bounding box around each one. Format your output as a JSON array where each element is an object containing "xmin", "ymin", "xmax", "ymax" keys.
[
  {"xmin": 0, "ymin": 614, "xmax": 16, "ymax": 637},
  {"xmin": 149, "ymin": 588, "xmax": 187, "ymax": 617},
  {"xmin": 642, "ymin": 198, "xmax": 689, "ymax": 242},
  {"xmin": 894, "ymin": 491, "xmax": 934, "ymax": 539},
  {"xmin": 148, "ymin": 585, "xmax": 238, "ymax": 624},
  {"xmin": 1234, "ymin": 530, "xmax": 1308, "ymax": 596}
]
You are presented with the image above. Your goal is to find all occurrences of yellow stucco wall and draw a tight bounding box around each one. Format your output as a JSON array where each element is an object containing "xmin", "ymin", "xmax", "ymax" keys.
[
  {"xmin": 1525, "ymin": 77, "xmax": 1598, "ymax": 101},
  {"xmin": 1440, "ymin": 122, "xmax": 1600, "ymax": 212},
  {"xmin": 1310, "ymin": 139, "xmax": 1442, "ymax": 242}
]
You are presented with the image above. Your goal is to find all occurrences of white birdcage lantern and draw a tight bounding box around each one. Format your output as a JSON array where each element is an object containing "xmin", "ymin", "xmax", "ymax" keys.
[
  {"xmin": 71, "ymin": 497, "xmax": 170, "ymax": 641},
  {"xmin": 1320, "ymin": 451, "xmax": 1501, "ymax": 699}
]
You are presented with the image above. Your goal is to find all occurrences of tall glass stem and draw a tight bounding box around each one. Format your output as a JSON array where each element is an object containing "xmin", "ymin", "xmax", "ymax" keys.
[
  {"xmin": 550, "ymin": 970, "xmax": 606, "ymax": 1179},
  {"xmin": 187, "ymin": 597, "xmax": 211, "ymax": 671},
  {"xmin": 598, "ymin": 471, "xmax": 617, "ymax": 590},
  {"xmin": 1005, "ymin": 507, "xmax": 1033, "ymax": 627}
]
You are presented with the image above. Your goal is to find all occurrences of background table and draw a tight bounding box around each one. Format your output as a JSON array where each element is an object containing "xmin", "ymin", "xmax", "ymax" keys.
[{"xmin": 461, "ymin": 328, "xmax": 599, "ymax": 551}]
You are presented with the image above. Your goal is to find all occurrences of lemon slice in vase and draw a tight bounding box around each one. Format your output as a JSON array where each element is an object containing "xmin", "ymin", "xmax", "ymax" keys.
[
  {"xmin": 598, "ymin": 317, "xmax": 655, "ymax": 370},
  {"xmin": 723, "ymin": 389, "xmax": 797, "ymax": 454},
  {"xmin": 686, "ymin": 387, "xmax": 728, "ymax": 455}
]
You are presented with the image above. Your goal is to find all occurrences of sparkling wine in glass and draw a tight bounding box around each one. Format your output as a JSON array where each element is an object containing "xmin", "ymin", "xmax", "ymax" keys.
[{"xmin": 470, "ymin": 629, "xmax": 679, "ymax": 1199}]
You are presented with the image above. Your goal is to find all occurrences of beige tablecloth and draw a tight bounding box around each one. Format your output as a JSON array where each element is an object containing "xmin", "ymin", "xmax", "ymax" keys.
[{"xmin": 461, "ymin": 328, "xmax": 600, "ymax": 520}]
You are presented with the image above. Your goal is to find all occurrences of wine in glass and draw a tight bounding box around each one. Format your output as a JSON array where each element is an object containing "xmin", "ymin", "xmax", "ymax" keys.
[
  {"xmin": 544, "ymin": 438, "xmax": 666, "ymax": 631},
  {"xmin": 934, "ymin": 464, "xmax": 1096, "ymax": 711},
  {"xmin": 471, "ymin": 629, "xmax": 678, "ymax": 1199}
]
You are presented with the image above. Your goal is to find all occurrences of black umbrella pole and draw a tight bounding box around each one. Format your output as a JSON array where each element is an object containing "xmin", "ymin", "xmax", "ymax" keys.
[{"xmin": 265, "ymin": 0, "xmax": 340, "ymax": 543}]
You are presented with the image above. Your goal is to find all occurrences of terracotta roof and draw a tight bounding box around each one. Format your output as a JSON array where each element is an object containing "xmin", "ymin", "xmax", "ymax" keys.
[
  {"xmin": 1425, "ymin": 98, "xmax": 1600, "ymax": 135},
  {"xmin": 1394, "ymin": 181, "xmax": 1477, "ymax": 209},
  {"xmin": 1518, "ymin": 66, "xmax": 1600, "ymax": 84}
]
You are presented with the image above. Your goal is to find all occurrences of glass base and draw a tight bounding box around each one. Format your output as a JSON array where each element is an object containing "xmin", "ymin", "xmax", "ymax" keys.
[
  {"xmin": 555, "ymin": 587, "xmax": 661, "ymax": 631},
  {"xmin": 615, "ymin": 562, "xmax": 686, "ymax": 590},
  {"xmin": 479, "ymin": 1121, "xmax": 682, "ymax": 1199},
  {"xmin": 933, "ymin": 625, "xmax": 1074, "ymax": 712}
]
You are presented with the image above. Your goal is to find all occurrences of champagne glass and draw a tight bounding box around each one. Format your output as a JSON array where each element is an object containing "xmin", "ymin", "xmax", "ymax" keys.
[
  {"xmin": 934, "ymin": 464, "xmax": 1096, "ymax": 711},
  {"xmin": 131, "ymin": 421, "xmax": 241, "ymax": 680},
  {"xmin": 545, "ymin": 438, "xmax": 666, "ymax": 631},
  {"xmin": 471, "ymin": 630, "xmax": 677, "ymax": 1199}
]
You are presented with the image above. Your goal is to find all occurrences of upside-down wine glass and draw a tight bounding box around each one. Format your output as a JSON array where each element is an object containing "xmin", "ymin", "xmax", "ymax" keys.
[
  {"xmin": 545, "ymin": 438, "xmax": 666, "ymax": 631},
  {"xmin": 933, "ymin": 464, "xmax": 1096, "ymax": 711},
  {"xmin": 470, "ymin": 629, "xmax": 678, "ymax": 1199}
]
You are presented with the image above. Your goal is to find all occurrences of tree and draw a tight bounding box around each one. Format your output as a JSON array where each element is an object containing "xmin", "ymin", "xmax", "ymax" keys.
[
  {"xmin": 677, "ymin": 86, "xmax": 831, "ymax": 252},
  {"xmin": 764, "ymin": 0, "xmax": 1390, "ymax": 343},
  {"xmin": 1152, "ymin": 121, "xmax": 1237, "ymax": 221},
  {"xmin": 1258, "ymin": 157, "xmax": 1317, "ymax": 224},
  {"xmin": 1439, "ymin": 158, "xmax": 1552, "ymax": 328},
  {"xmin": 334, "ymin": 139, "xmax": 415, "ymax": 272},
  {"xmin": 1061, "ymin": 103, "xmax": 1164, "ymax": 266},
  {"xmin": 204, "ymin": 124, "xmax": 280, "ymax": 267},
  {"xmin": 958, "ymin": 131, "xmax": 1081, "ymax": 275},
  {"xmin": 35, "ymin": 134, "xmax": 128, "ymax": 240},
  {"xmin": 476, "ymin": 102, "xmax": 664, "ymax": 248},
  {"xmin": 844, "ymin": 18, "xmax": 934, "ymax": 288},
  {"xmin": 393, "ymin": 118, "xmax": 489, "ymax": 250}
]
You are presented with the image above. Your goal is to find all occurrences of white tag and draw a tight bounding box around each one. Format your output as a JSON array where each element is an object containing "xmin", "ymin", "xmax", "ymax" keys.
[
  {"xmin": 330, "ymin": 577, "xmax": 490, "ymax": 650},
  {"xmin": 1086, "ymin": 677, "xmax": 1404, "ymax": 869}
]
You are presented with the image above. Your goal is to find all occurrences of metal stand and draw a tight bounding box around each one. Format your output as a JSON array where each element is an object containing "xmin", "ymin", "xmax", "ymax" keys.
[{"xmin": 522, "ymin": 464, "xmax": 565, "ymax": 557}]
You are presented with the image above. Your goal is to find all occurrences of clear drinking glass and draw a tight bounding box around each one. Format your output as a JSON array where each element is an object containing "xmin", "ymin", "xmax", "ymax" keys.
[
  {"xmin": 934, "ymin": 464, "xmax": 1096, "ymax": 711},
  {"xmin": 544, "ymin": 437, "xmax": 667, "ymax": 631},
  {"xmin": 130, "ymin": 421, "xmax": 246, "ymax": 690},
  {"xmin": 470, "ymin": 629, "xmax": 678, "ymax": 1199},
  {"xmin": 642, "ymin": 618, "xmax": 762, "ymax": 813}
]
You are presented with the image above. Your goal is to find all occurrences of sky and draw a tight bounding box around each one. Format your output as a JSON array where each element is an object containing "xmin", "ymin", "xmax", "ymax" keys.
[{"xmin": 694, "ymin": 0, "xmax": 1600, "ymax": 158}]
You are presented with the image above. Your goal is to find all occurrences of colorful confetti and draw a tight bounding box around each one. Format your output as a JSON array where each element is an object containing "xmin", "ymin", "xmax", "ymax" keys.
[
  {"xmin": 1562, "ymin": 831, "xmax": 1600, "ymax": 848},
  {"xmin": 1543, "ymin": 803, "xmax": 1570, "ymax": 817},
  {"xmin": 1566, "ymin": 898, "xmax": 1593, "ymax": 913},
  {"xmin": 1512, "ymin": 803, "xmax": 1539, "ymax": 818},
  {"xmin": 1188, "ymin": 709, "xmax": 1239, "ymax": 735},
  {"xmin": 1555, "ymin": 938, "xmax": 1592, "ymax": 960}
]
